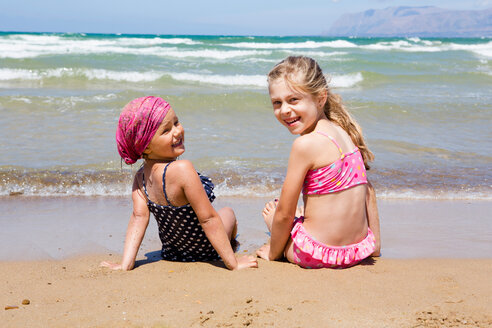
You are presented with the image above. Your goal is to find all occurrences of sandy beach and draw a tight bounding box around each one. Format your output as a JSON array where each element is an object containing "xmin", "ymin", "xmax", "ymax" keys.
[
  {"xmin": 1, "ymin": 196, "xmax": 491, "ymax": 327},
  {"xmin": 2, "ymin": 256, "xmax": 492, "ymax": 327}
]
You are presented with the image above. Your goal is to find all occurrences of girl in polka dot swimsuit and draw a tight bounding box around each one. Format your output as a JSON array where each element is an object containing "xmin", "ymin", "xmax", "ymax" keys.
[
  {"xmin": 101, "ymin": 96, "xmax": 257, "ymax": 271},
  {"xmin": 256, "ymin": 56, "xmax": 381, "ymax": 269}
]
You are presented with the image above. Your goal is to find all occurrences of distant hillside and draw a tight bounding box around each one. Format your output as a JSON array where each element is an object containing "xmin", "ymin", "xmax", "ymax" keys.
[{"xmin": 325, "ymin": 6, "xmax": 492, "ymax": 37}]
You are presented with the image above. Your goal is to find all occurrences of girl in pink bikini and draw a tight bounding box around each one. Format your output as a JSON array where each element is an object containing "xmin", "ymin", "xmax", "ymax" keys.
[{"xmin": 256, "ymin": 56, "xmax": 381, "ymax": 268}]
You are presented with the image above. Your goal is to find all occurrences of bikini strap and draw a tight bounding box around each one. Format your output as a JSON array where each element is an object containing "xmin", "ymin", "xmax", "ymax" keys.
[
  {"xmin": 141, "ymin": 168, "xmax": 150, "ymax": 201},
  {"xmin": 162, "ymin": 162, "xmax": 173, "ymax": 206},
  {"xmin": 316, "ymin": 131, "xmax": 343, "ymax": 155}
]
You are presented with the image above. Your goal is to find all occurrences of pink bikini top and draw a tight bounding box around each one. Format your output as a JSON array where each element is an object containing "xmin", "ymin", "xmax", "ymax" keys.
[{"xmin": 303, "ymin": 131, "xmax": 368, "ymax": 195}]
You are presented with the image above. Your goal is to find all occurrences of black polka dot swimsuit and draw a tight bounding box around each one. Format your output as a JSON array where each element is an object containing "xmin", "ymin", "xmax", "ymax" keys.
[{"xmin": 142, "ymin": 162, "xmax": 220, "ymax": 262}]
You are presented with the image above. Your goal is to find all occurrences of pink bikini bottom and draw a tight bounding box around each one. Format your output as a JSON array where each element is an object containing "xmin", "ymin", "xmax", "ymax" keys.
[{"xmin": 291, "ymin": 217, "xmax": 375, "ymax": 269}]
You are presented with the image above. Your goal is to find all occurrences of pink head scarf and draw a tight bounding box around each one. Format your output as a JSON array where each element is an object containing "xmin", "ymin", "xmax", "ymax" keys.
[{"xmin": 116, "ymin": 96, "xmax": 171, "ymax": 164}]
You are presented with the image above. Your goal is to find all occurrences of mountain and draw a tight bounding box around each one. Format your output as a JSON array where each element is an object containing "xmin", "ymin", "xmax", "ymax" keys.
[{"xmin": 325, "ymin": 6, "xmax": 492, "ymax": 37}]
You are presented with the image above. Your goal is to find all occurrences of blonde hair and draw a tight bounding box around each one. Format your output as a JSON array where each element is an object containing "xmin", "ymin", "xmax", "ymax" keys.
[{"xmin": 267, "ymin": 56, "xmax": 374, "ymax": 169}]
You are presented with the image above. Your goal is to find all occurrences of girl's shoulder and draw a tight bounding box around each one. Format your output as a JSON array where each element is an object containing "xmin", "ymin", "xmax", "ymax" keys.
[
  {"xmin": 166, "ymin": 159, "xmax": 196, "ymax": 174},
  {"xmin": 292, "ymin": 130, "xmax": 330, "ymax": 153},
  {"xmin": 162, "ymin": 160, "xmax": 199, "ymax": 184},
  {"xmin": 290, "ymin": 133, "xmax": 322, "ymax": 161},
  {"xmin": 133, "ymin": 165, "xmax": 145, "ymax": 184}
]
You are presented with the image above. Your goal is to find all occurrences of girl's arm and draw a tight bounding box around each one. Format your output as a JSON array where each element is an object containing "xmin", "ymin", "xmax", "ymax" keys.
[
  {"xmin": 175, "ymin": 160, "xmax": 257, "ymax": 270},
  {"xmin": 267, "ymin": 137, "xmax": 312, "ymax": 260},
  {"xmin": 101, "ymin": 175, "xmax": 150, "ymax": 270},
  {"xmin": 366, "ymin": 180, "xmax": 381, "ymax": 256}
]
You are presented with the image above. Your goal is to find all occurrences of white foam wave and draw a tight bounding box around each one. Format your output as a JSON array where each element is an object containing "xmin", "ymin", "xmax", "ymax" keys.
[
  {"xmin": 84, "ymin": 69, "xmax": 163, "ymax": 82},
  {"xmin": 169, "ymin": 72, "xmax": 267, "ymax": 87},
  {"xmin": 328, "ymin": 72, "xmax": 363, "ymax": 88},
  {"xmin": 159, "ymin": 49, "xmax": 271, "ymax": 59},
  {"xmin": 0, "ymin": 39, "xmax": 167, "ymax": 58},
  {"xmin": 8, "ymin": 34, "xmax": 63, "ymax": 43},
  {"xmin": 361, "ymin": 40, "xmax": 444, "ymax": 52},
  {"xmin": 0, "ymin": 67, "xmax": 364, "ymax": 88},
  {"xmin": 214, "ymin": 182, "xmax": 279, "ymax": 198},
  {"xmin": 0, "ymin": 68, "xmax": 162, "ymax": 82},
  {"xmin": 0, "ymin": 34, "xmax": 262, "ymax": 59},
  {"xmin": 378, "ymin": 189, "xmax": 492, "ymax": 201},
  {"xmin": 1, "ymin": 183, "xmax": 132, "ymax": 197},
  {"xmin": 309, "ymin": 51, "xmax": 348, "ymax": 57},
  {"xmin": 168, "ymin": 71, "xmax": 360, "ymax": 88},
  {"xmin": 281, "ymin": 50, "xmax": 350, "ymax": 62},
  {"xmin": 114, "ymin": 37, "xmax": 200, "ymax": 46},
  {"xmin": 448, "ymin": 42, "xmax": 492, "ymax": 58},
  {"xmin": 7, "ymin": 34, "xmax": 199, "ymax": 46},
  {"xmin": 7, "ymin": 184, "xmax": 489, "ymax": 200},
  {"xmin": 0, "ymin": 68, "xmax": 41, "ymax": 80},
  {"xmin": 10, "ymin": 97, "xmax": 32, "ymax": 104},
  {"xmin": 222, "ymin": 40, "xmax": 358, "ymax": 49},
  {"xmin": 361, "ymin": 39, "xmax": 492, "ymax": 58}
]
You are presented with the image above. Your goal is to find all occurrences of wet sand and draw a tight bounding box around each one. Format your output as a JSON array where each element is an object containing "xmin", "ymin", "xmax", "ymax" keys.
[
  {"xmin": 0, "ymin": 196, "xmax": 490, "ymax": 260},
  {"xmin": 1, "ymin": 196, "xmax": 492, "ymax": 327}
]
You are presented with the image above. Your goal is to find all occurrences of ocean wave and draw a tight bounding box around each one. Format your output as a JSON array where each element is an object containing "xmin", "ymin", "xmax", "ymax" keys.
[
  {"xmin": 2, "ymin": 166, "xmax": 489, "ymax": 200},
  {"xmin": 0, "ymin": 169, "xmax": 133, "ymax": 197},
  {"xmin": 361, "ymin": 40, "xmax": 444, "ymax": 52},
  {"xmin": 3, "ymin": 181, "xmax": 490, "ymax": 200},
  {"xmin": 168, "ymin": 72, "xmax": 267, "ymax": 87},
  {"xmin": 0, "ymin": 35, "xmax": 267, "ymax": 59},
  {"xmin": 282, "ymin": 50, "xmax": 350, "ymax": 60},
  {"xmin": 0, "ymin": 68, "xmax": 363, "ymax": 88},
  {"xmin": 115, "ymin": 37, "xmax": 200, "ymax": 46},
  {"xmin": 8, "ymin": 33, "xmax": 200, "ymax": 45},
  {"xmin": 2, "ymin": 34, "xmax": 491, "ymax": 60},
  {"xmin": 159, "ymin": 49, "xmax": 272, "ymax": 59},
  {"xmin": 222, "ymin": 40, "xmax": 358, "ymax": 49},
  {"xmin": 447, "ymin": 42, "xmax": 492, "ymax": 58},
  {"xmin": 0, "ymin": 68, "xmax": 162, "ymax": 82},
  {"xmin": 0, "ymin": 68, "xmax": 41, "ymax": 80},
  {"xmin": 0, "ymin": 40, "xmax": 171, "ymax": 58},
  {"xmin": 0, "ymin": 68, "xmax": 264, "ymax": 85},
  {"xmin": 377, "ymin": 189, "xmax": 492, "ymax": 201},
  {"xmin": 360, "ymin": 39, "xmax": 492, "ymax": 58},
  {"xmin": 328, "ymin": 72, "xmax": 363, "ymax": 88},
  {"xmin": 84, "ymin": 69, "xmax": 163, "ymax": 82}
]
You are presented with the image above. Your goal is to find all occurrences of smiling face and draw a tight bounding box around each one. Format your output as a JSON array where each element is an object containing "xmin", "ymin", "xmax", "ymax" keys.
[
  {"xmin": 143, "ymin": 108, "xmax": 185, "ymax": 161},
  {"xmin": 269, "ymin": 77, "xmax": 325, "ymax": 135}
]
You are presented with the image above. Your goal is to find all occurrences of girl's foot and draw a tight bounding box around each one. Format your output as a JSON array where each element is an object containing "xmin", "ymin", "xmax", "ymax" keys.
[
  {"xmin": 262, "ymin": 199, "xmax": 278, "ymax": 232},
  {"xmin": 262, "ymin": 198, "xmax": 304, "ymax": 232}
]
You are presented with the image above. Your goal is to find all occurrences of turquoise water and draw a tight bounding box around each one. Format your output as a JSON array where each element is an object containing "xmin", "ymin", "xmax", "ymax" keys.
[{"xmin": 0, "ymin": 33, "xmax": 491, "ymax": 199}]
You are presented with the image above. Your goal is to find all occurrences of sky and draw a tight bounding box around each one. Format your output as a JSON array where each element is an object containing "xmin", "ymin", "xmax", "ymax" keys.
[{"xmin": 0, "ymin": 0, "xmax": 490, "ymax": 35}]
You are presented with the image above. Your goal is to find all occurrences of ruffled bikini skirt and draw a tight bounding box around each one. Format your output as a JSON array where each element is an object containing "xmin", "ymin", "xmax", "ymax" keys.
[{"xmin": 290, "ymin": 217, "xmax": 376, "ymax": 269}]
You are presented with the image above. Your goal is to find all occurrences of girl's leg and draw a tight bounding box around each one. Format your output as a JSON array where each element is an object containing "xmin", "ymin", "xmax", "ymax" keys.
[
  {"xmin": 217, "ymin": 207, "xmax": 237, "ymax": 240},
  {"xmin": 283, "ymin": 238, "xmax": 296, "ymax": 264},
  {"xmin": 262, "ymin": 199, "xmax": 302, "ymax": 263}
]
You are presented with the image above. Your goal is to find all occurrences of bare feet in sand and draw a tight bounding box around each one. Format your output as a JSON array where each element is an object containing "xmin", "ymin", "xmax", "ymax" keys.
[{"xmin": 262, "ymin": 199, "xmax": 303, "ymax": 232}]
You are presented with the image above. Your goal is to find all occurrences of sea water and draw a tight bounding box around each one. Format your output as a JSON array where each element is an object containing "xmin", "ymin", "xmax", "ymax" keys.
[{"xmin": 0, "ymin": 33, "xmax": 490, "ymax": 200}]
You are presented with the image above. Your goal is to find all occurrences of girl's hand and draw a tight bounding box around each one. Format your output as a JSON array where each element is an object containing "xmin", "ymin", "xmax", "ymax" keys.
[
  {"xmin": 256, "ymin": 244, "xmax": 272, "ymax": 261},
  {"xmin": 234, "ymin": 255, "xmax": 258, "ymax": 270},
  {"xmin": 100, "ymin": 261, "xmax": 123, "ymax": 270}
]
